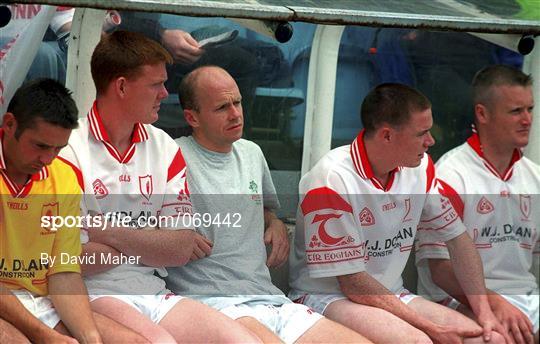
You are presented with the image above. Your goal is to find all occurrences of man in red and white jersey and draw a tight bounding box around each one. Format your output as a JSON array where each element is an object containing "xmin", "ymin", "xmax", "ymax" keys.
[
  {"xmin": 59, "ymin": 31, "xmax": 260, "ymax": 343},
  {"xmin": 1, "ymin": 79, "xmax": 148, "ymax": 344},
  {"xmin": 289, "ymin": 83, "xmax": 507, "ymax": 343},
  {"xmin": 416, "ymin": 65, "xmax": 539, "ymax": 343}
]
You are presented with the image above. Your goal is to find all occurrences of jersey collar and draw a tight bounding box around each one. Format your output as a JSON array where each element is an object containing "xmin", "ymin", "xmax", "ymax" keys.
[
  {"xmin": 350, "ymin": 129, "xmax": 400, "ymax": 191},
  {"xmin": 88, "ymin": 101, "xmax": 149, "ymax": 145},
  {"xmin": 0, "ymin": 128, "xmax": 48, "ymax": 198},
  {"xmin": 466, "ymin": 129, "xmax": 522, "ymax": 181}
]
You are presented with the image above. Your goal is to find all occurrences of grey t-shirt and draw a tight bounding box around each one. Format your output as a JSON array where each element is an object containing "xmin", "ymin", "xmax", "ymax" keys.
[{"xmin": 166, "ymin": 136, "xmax": 285, "ymax": 306}]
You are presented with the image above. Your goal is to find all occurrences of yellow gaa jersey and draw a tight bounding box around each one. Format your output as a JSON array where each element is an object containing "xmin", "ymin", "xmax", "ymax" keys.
[{"xmin": 1, "ymin": 130, "xmax": 83, "ymax": 296}]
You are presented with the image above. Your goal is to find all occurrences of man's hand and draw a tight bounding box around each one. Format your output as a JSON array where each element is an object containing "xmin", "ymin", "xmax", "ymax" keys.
[
  {"xmin": 426, "ymin": 324, "xmax": 482, "ymax": 344},
  {"xmin": 160, "ymin": 29, "xmax": 203, "ymax": 64},
  {"xmin": 489, "ymin": 293, "xmax": 534, "ymax": 344},
  {"xmin": 87, "ymin": 225, "xmax": 107, "ymax": 245},
  {"xmin": 264, "ymin": 218, "xmax": 289, "ymax": 268},
  {"xmin": 190, "ymin": 233, "xmax": 213, "ymax": 261},
  {"xmin": 36, "ymin": 331, "xmax": 78, "ymax": 344},
  {"xmin": 476, "ymin": 307, "xmax": 510, "ymax": 343},
  {"xmin": 48, "ymin": 273, "xmax": 103, "ymax": 344},
  {"xmin": 86, "ymin": 219, "xmax": 122, "ymax": 244}
]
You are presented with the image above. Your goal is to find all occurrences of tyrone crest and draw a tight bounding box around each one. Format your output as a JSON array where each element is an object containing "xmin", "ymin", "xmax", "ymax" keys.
[
  {"xmin": 359, "ymin": 207, "xmax": 375, "ymax": 226},
  {"xmin": 92, "ymin": 179, "xmax": 108, "ymax": 199},
  {"xmin": 476, "ymin": 196, "xmax": 494, "ymax": 214},
  {"xmin": 402, "ymin": 198, "xmax": 412, "ymax": 222},
  {"xmin": 139, "ymin": 175, "xmax": 153, "ymax": 201},
  {"xmin": 520, "ymin": 194, "xmax": 531, "ymax": 220},
  {"xmin": 41, "ymin": 202, "xmax": 59, "ymax": 234}
]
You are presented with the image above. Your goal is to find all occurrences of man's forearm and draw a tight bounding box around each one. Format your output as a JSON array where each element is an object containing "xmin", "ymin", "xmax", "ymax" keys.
[
  {"xmin": 428, "ymin": 258, "xmax": 470, "ymax": 306},
  {"xmin": 81, "ymin": 242, "xmax": 122, "ymax": 276},
  {"xmin": 48, "ymin": 273, "xmax": 101, "ymax": 344},
  {"xmin": 0, "ymin": 284, "xmax": 57, "ymax": 342},
  {"xmin": 91, "ymin": 228, "xmax": 195, "ymax": 267},
  {"xmin": 446, "ymin": 232, "xmax": 491, "ymax": 316},
  {"xmin": 117, "ymin": 12, "xmax": 163, "ymax": 42},
  {"xmin": 338, "ymin": 272, "xmax": 439, "ymax": 335},
  {"xmin": 428, "ymin": 258, "xmax": 509, "ymax": 313},
  {"xmin": 263, "ymin": 208, "xmax": 277, "ymax": 229}
]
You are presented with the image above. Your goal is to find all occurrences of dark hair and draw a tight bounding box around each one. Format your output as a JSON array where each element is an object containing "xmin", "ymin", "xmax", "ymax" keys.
[
  {"xmin": 178, "ymin": 65, "xmax": 222, "ymax": 112},
  {"xmin": 361, "ymin": 83, "xmax": 431, "ymax": 135},
  {"xmin": 178, "ymin": 69, "xmax": 199, "ymax": 112},
  {"xmin": 7, "ymin": 78, "xmax": 78, "ymax": 138},
  {"xmin": 472, "ymin": 65, "xmax": 532, "ymax": 106},
  {"xmin": 91, "ymin": 30, "xmax": 173, "ymax": 95}
]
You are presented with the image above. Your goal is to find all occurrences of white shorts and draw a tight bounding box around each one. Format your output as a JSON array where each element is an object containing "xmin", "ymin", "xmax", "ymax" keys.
[
  {"xmin": 90, "ymin": 291, "xmax": 184, "ymax": 324},
  {"xmin": 12, "ymin": 290, "xmax": 61, "ymax": 328},
  {"xmin": 439, "ymin": 292, "xmax": 539, "ymax": 332},
  {"xmin": 501, "ymin": 293, "xmax": 539, "ymax": 332},
  {"xmin": 294, "ymin": 288, "xmax": 420, "ymax": 315},
  {"xmin": 196, "ymin": 296, "xmax": 322, "ymax": 343},
  {"xmin": 396, "ymin": 288, "xmax": 421, "ymax": 305}
]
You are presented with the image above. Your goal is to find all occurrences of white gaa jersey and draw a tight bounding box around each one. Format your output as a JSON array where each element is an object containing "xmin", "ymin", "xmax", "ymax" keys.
[
  {"xmin": 289, "ymin": 130, "xmax": 466, "ymax": 297},
  {"xmin": 416, "ymin": 133, "xmax": 540, "ymax": 299},
  {"xmin": 60, "ymin": 102, "xmax": 193, "ymax": 295}
]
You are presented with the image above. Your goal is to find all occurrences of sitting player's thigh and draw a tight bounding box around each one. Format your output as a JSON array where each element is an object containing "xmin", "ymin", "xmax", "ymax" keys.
[
  {"xmin": 0, "ymin": 318, "xmax": 29, "ymax": 343},
  {"xmin": 408, "ymin": 297, "xmax": 481, "ymax": 330},
  {"xmin": 158, "ymin": 297, "xmax": 259, "ymax": 343},
  {"xmin": 90, "ymin": 296, "xmax": 175, "ymax": 343},
  {"xmin": 408, "ymin": 298, "xmax": 508, "ymax": 344},
  {"xmin": 12, "ymin": 290, "xmax": 60, "ymax": 329},
  {"xmin": 283, "ymin": 303, "xmax": 370, "ymax": 344},
  {"xmin": 324, "ymin": 298, "xmax": 432, "ymax": 344},
  {"xmin": 501, "ymin": 293, "xmax": 540, "ymax": 333}
]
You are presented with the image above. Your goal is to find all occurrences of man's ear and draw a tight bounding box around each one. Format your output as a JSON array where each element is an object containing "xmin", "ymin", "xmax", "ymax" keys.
[
  {"xmin": 475, "ymin": 103, "xmax": 489, "ymax": 125},
  {"xmin": 184, "ymin": 109, "xmax": 199, "ymax": 128},
  {"xmin": 115, "ymin": 77, "xmax": 127, "ymax": 98},
  {"xmin": 376, "ymin": 125, "xmax": 392, "ymax": 143},
  {"xmin": 1, "ymin": 112, "xmax": 17, "ymax": 134}
]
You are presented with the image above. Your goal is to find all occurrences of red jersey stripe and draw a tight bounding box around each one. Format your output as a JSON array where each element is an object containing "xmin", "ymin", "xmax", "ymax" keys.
[{"xmin": 167, "ymin": 148, "xmax": 187, "ymax": 182}]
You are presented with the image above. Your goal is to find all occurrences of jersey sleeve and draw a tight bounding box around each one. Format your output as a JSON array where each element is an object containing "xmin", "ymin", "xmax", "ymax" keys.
[
  {"xmin": 160, "ymin": 146, "xmax": 195, "ymax": 230},
  {"xmin": 433, "ymin": 162, "xmax": 466, "ymax": 219},
  {"xmin": 416, "ymin": 162, "xmax": 466, "ymax": 259},
  {"xmin": 48, "ymin": 174, "xmax": 82, "ymax": 276},
  {"xmin": 300, "ymin": 170, "xmax": 365, "ymax": 279},
  {"xmin": 58, "ymin": 145, "xmax": 93, "ymax": 244},
  {"xmin": 50, "ymin": 7, "xmax": 74, "ymax": 35}
]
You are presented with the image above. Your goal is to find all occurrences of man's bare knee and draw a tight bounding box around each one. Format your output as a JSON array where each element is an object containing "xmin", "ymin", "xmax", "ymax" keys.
[
  {"xmin": 295, "ymin": 318, "xmax": 373, "ymax": 344},
  {"xmin": 236, "ymin": 316, "xmax": 282, "ymax": 344},
  {"xmin": 0, "ymin": 319, "xmax": 30, "ymax": 343},
  {"xmin": 403, "ymin": 327, "xmax": 432, "ymax": 344},
  {"xmin": 489, "ymin": 331, "xmax": 505, "ymax": 344},
  {"xmin": 92, "ymin": 312, "xmax": 149, "ymax": 344}
]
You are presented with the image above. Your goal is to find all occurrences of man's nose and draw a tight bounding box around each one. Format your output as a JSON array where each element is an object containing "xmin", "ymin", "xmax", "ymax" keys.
[
  {"xmin": 39, "ymin": 150, "xmax": 56, "ymax": 165},
  {"xmin": 229, "ymin": 105, "xmax": 242, "ymax": 120},
  {"xmin": 425, "ymin": 132, "xmax": 435, "ymax": 147},
  {"xmin": 159, "ymin": 84, "xmax": 169, "ymax": 100}
]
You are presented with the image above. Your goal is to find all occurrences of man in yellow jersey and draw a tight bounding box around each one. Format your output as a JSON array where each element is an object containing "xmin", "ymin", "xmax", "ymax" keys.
[{"xmin": 0, "ymin": 79, "xmax": 147, "ymax": 343}]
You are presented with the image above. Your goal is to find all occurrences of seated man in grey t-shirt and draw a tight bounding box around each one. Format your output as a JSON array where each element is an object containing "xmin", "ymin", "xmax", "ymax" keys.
[{"xmin": 166, "ymin": 66, "xmax": 371, "ymax": 343}]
